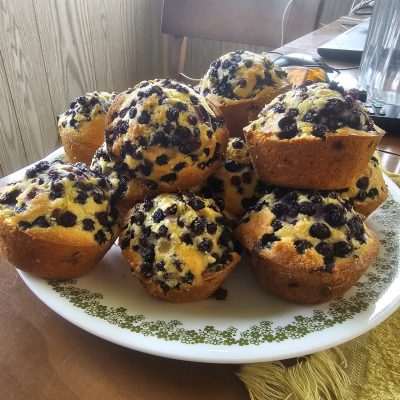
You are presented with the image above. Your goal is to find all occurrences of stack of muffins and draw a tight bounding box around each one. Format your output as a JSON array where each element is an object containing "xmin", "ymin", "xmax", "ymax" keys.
[{"xmin": 0, "ymin": 50, "xmax": 388, "ymax": 304}]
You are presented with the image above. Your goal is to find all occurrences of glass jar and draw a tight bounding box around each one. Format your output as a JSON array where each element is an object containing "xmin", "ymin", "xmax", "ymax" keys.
[{"xmin": 359, "ymin": 0, "xmax": 400, "ymax": 106}]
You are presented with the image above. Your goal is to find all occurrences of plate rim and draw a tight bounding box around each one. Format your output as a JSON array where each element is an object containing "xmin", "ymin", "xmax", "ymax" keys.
[{"xmin": 15, "ymin": 176, "xmax": 400, "ymax": 364}]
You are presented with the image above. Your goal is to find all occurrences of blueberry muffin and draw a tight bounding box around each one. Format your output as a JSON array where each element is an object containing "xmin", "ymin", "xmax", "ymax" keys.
[
  {"xmin": 119, "ymin": 193, "xmax": 241, "ymax": 302},
  {"xmin": 341, "ymin": 153, "xmax": 388, "ymax": 217},
  {"xmin": 90, "ymin": 143, "xmax": 151, "ymax": 216},
  {"xmin": 200, "ymin": 50, "xmax": 289, "ymax": 137},
  {"xmin": 0, "ymin": 160, "xmax": 118, "ymax": 279},
  {"xmin": 236, "ymin": 188, "xmax": 379, "ymax": 304},
  {"xmin": 244, "ymin": 82, "xmax": 384, "ymax": 190},
  {"xmin": 199, "ymin": 137, "xmax": 266, "ymax": 218},
  {"xmin": 59, "ymin": 91, "xmax": 115, "ymax": 164},
  {"xmin": 105, "ymin": 79, "xmax": 228, "ymax": 193}
]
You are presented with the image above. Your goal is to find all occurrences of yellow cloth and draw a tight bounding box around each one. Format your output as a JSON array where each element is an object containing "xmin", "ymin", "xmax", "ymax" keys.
[{"xmin": 238, "ymin": 171, "xmax": 400, "ymax": 400}]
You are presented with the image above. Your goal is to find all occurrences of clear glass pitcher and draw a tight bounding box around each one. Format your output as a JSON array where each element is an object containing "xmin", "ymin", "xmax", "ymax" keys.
[{"xmin": 359, "ymin": 0, "xmax": 400, "ymax": 106}]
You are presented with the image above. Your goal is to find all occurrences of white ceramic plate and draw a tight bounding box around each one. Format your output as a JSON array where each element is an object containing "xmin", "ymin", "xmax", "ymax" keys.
[{"xmin": 15, "ymin": 177, "xmax": 400, "ymax": 364}]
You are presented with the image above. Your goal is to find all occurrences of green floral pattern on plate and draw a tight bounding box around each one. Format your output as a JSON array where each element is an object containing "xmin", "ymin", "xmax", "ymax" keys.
[{"xmin": 49, "ymin": 197, "xmax": 400, "ymax": 346}]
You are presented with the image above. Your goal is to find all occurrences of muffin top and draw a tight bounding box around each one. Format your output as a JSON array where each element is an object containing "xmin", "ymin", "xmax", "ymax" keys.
[
  {"xmin": 200, "ymin": 50, "xmax": 287, "ymax": 101},
  {"xmin": 342, "ymin": 154, "xmax": 386, "ymax": 205},
  {"xmin": 105, "ymin": 79, "xmax": 225, "ymax": 188},
  {"xmin": 119, "ymin": 193, "xmax": 238, "ymax": 292},
  {"xmin": 238, "ymin": 187, "xmax": 373, "ymax": 272},
  {"xmin": 199, "ymin": 138, "xmax": 266, "ymax": 216},
  {"xmin": 58, "ymin": 91, "xmax": 115, "ymax": 130},
  {"xmin": 245, "ymin": 82, "xmax": 379, "ymax": 140},
  {"xmin": 0, "ymin": 160, "xmax": 116, "ymax": 245}
]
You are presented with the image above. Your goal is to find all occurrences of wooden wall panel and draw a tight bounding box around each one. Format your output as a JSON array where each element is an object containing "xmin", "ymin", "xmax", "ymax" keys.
[
  {"xmin": 33, "ymin": 0, "xmax": 97, "ymax": 115},
  {"xmin": 89, "ymin": 0, "xmax": 137, "ymax": 92},
  {"xmin": 133, "ymin": 0, "xmax": 165, "ymax": 82},
  {"xmin": 0, "ymin": 0, "xmax": 58, "ymax": 164},
  {"xmin": 0, "ymin": 51, "xmax": 27, "ymax": 175}
]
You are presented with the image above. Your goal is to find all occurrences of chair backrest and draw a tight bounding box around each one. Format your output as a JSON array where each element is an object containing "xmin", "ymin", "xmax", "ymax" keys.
[{"xmin": 162, "ymin": 0, "xmax": 323, "ymax": 48}]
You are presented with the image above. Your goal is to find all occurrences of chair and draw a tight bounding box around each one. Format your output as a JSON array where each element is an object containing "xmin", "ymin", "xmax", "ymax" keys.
[{"xmin": 161, "ymin": 0, "xmax": 323, "ymax": 79}]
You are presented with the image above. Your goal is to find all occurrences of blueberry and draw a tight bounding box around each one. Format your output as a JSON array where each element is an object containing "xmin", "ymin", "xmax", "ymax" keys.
[
  {"xmin": 138, "ymin": 111, "xmax": 151, "ymax": 124},
  {"xmin": 298, "ymin": 201, "xmax": 316, "ymax": 216},
  {"xmin": 198, "ymin": 239, "xmax": 213, "ymax": 252},
  {"xmin": 0, "ymin": 189, "xmax": 20, "ymax": 205},
  {"xmin": 333, "ymin": 241, "xmax": 353, "ymax": 257},
  {"xmin": 188, "ymin": 197, "xmax": 205, "ymax": 210},
  {"xmin": 95, "ymin": 211, "xmax": 109, "ymax": 226},
  {"xmin": 347, "ymin": 216, "xmax": 365, "ymax": 242},
  {"xmin": 138, "ymin": 160, "xmax": 153, "ymax": 177},
  {"xmin": 218, "ymin": 228, "xmax": 231, "ymax": 246},
  {"xmin": 206, "ymin": 222, "xmax": 218, "ymax": 234},
  {"xmin": 140, "ymin": 263, "xmax": 154, "ymax": 278},
  {"xmin": 294, "ymin": 239, "xmax": 312, "ymax": 254},
  {"xmin": 181, "ymin": 233, "xmax": 193, "ymax": 245},
  {"xmin": 94, "ymin": 230, "xmax": 107, "ymax": 244},
  {"xmin": 56, "ymin": 211, "xmax": 77, "ymax": 227},
  {"xmin": 18, "ymin": 221, "xmax": 31, "ymax": 230},
  {"xmin": 368, "ymin": 188, "xmax": 379, "ymax": 198},
  {"xmin": 132, "ymin": 211, "xmax": 145, "ymax": 225},
  {"xmin": 165, "ymin": 204, "xmax": 178, "ymax": 215},
  {"xmin": 173, "ymin": 162, "xmax": 186, "ymax": 172},
  {"xmin": 271, "ymin": 219, "xmax": 283, "ymax": 231},
  {"xmin": 190, "ymin": 217, "xmax": 205, "ymax": 235},
  {"xmin": 315, "ymin": 241, "xmax": 334, "ymax": 259},
  {"xmin": 142, "ymin": 247, "xmax": 155, "ymax": 263},
  {"xmin": 356, "ymin": 190, "xmax": 367, "ymax": 201},
  {"xmin": 155, "ymin": 154, "xmax": 169, "ymax": 165},
  {"xmin": 32, "ymin": 216, "xmax": 50, "ymax": 228},
  {"xmin": 187, "ymin": 115, "xmax": 198, "ymax": 125},
  {"xmin": 356, "ymin": 176, "xmax": 369, "ymax": 190},
  {"xmin": 152, "ymin": 208, "xmax": 165, "ymax": 223},
  {"xmin": 158, "ymin": 225, "xmax": 169, "ymax": 237},
  {"xmin": 231, "ymin": 139, "xmax": 244, "ymax": 149},
  {"xmin": 272, "ymin": 103, "xmax": 286, "ymax": 113},
  {"xmin": 324, "ymin": 204, "xmax": 346, "ymax": 227},
  {"xmin": 82, "ymin": 218, "xmax": 95, "ymax": 231},
  {"xmin": 75, "ymin": 191, "xmax": 88, "ymax": 204},
  {"xmin": 260, "ymin": 233, "xmax": 279, "ymax": 248},
  {"xmin": 129, "ymin": 107, "xmax": 137, "ymax": 119},
  {"xmin": 166, "ymin": 107, "xmax": 179, "ymax": 122},
  {"xmin": 309, "ymin": 223, "xmax": 331, "ymax": 239},
  {"xmin": 271, "ymin": 203, "xmax": 289, "ymax": 218},
  {"xmin": 225, "ymin": 160, "xmax": 242, "ymax": 173},
  {"xmin": 312, "ymin": 124, "xmax": 327, "ymax": 138}
]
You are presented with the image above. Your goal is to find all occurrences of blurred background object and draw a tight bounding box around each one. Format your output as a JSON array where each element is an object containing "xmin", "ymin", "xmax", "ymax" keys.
[{"xmin": 359, "ymin": 0, "xmax": 400, "ymax": 106}]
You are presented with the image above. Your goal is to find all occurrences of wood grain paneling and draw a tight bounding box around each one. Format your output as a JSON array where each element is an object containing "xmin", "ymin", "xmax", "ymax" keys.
[
  {"xmin": 0, "ymin": 0, "xmax": 58, "ymax": 164},
  {"xmin": 89, "ymin": 0, "xmax": 136, "ymax": 92},
  {"xmin": 33, "ymin": 0, "xmax": 97, "ymax": 115},
  {"xmin": 0, "ymin": 50, "xmax": 27, "ymax": 176},
  {"xmin": 133, "ymin": 0, "xmax": 165, "ymax": 82}
]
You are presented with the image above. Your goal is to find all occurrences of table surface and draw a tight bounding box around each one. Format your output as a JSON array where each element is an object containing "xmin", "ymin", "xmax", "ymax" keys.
[{"xmin": 2, "ymin": 18, "xmax": 400, "ymax": 400}]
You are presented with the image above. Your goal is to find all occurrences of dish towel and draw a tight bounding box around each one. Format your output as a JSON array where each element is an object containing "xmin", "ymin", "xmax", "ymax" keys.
[{"xmin": 238, "ymin": 170, "xmax": 400, "ymax": 400}]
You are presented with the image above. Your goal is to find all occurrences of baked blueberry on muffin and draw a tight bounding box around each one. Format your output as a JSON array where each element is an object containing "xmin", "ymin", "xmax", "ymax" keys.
[
  {"xmin": 236, "ymin": 187, "xmax": 379, "ymax": 304},
  {"xmin": 90, "ymin": 143, "xmax": 151, "ymax": 215},
  {"xmin": 341, "ymin": 153, "xmax": 388, "ymax": 217},
  {"xmin": 105, "ymin": 79, "xmax": 228, "ymax": 193},
  {"xmin": 119, "ymin": 193, "xmax": 241, "ymax": 302},
  {"xmin": 59, "ymin": 91, "xmax": 115, "ymax": 164},
  {"xmin": 199, "ymin": 137, "xmax": 266, "ymax": 217},
  {"xmin": 200, "ymin": 50, "xmax": 289, "ymax": 137},
  {"xmin": 244, "ymin": 82, "xmax": 384, "ymax": 190},
  {"xmin": 0, "ymin": 160, "xmax": 118, "ymax": 279}
]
